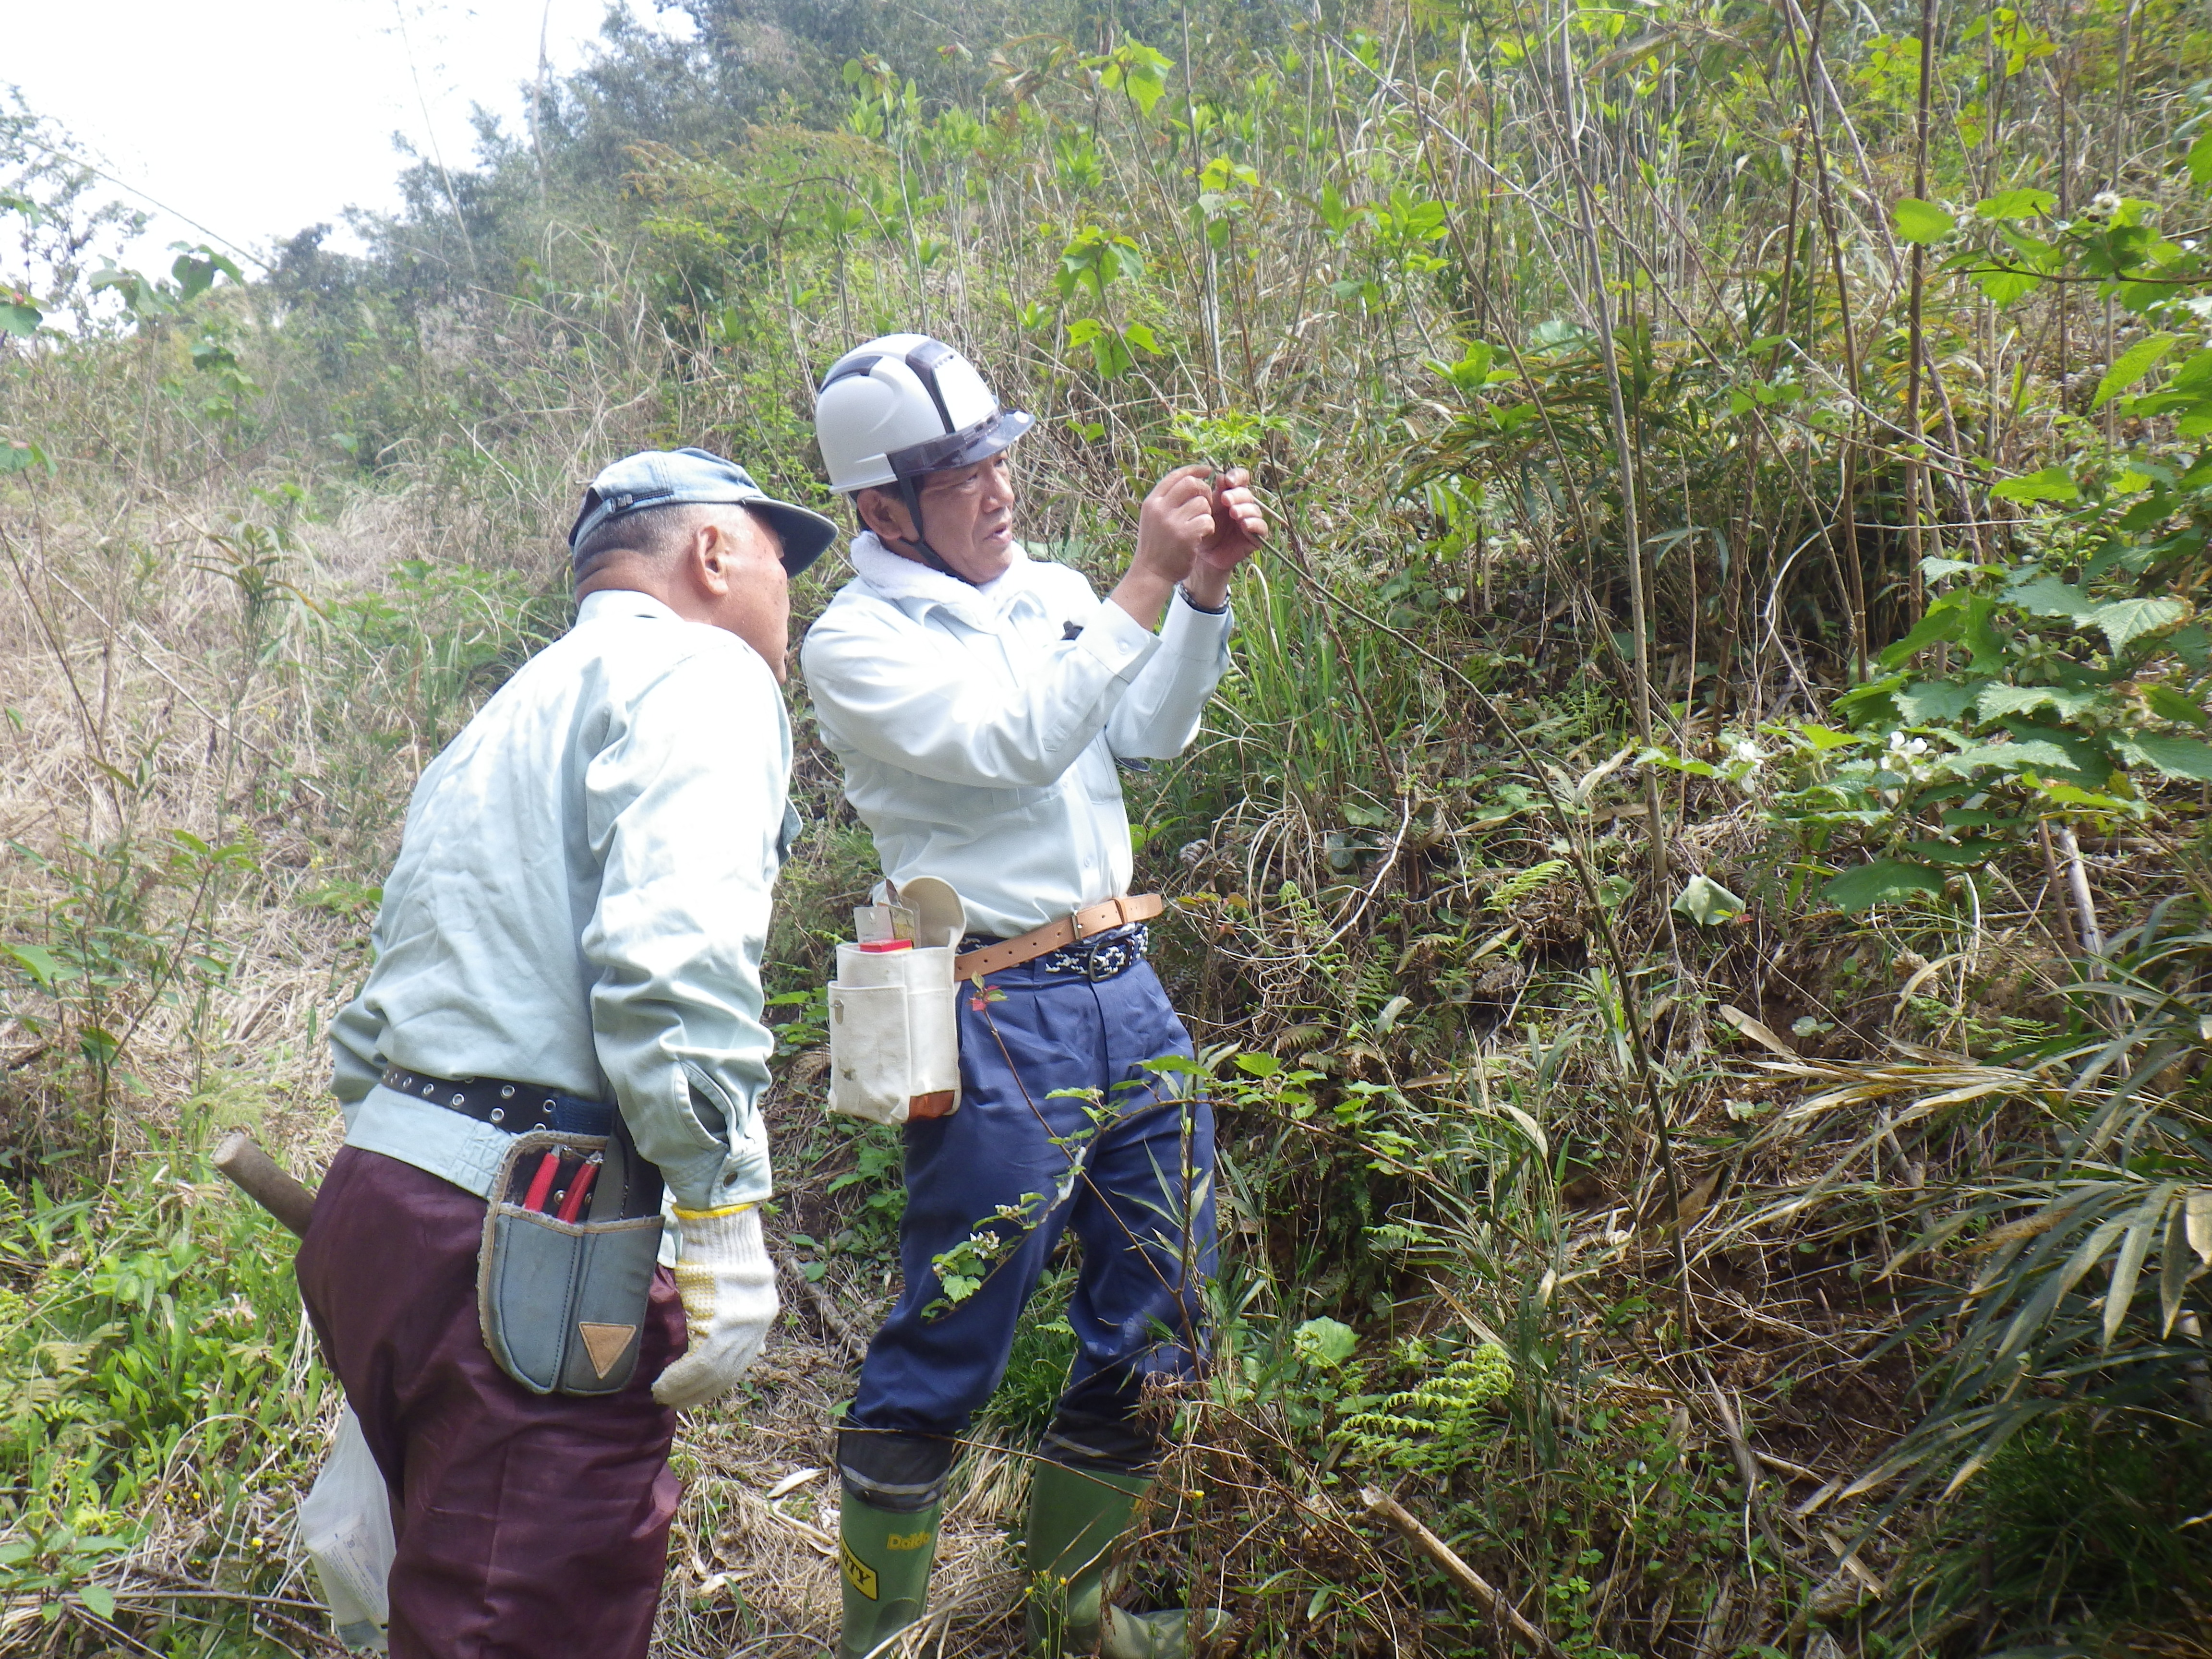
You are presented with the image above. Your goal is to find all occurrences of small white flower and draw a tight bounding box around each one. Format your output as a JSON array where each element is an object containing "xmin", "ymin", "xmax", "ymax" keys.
[
  {"xmin": 2089, "ymin": 190, "xmax": 2122, "ymax": 217},
  {"xmin": 1733, "ymin": 740, "xmax": 1765, "ymax": 765}
]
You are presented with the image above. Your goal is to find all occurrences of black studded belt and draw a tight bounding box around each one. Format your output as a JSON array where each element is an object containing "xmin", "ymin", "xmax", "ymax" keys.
[{"xmin": 379, "ymin": 1066, "xmax": 615, "ymax": 1137}]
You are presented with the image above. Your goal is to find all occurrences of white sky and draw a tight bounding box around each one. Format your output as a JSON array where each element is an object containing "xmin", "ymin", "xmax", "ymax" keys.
[{"xmin": 8, "ymin": 0, "xmax": 696, "ymax": 275}]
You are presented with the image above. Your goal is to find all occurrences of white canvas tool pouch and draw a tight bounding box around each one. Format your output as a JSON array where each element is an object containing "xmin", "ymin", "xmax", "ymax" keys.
[{"xmin": 828, "ymin": 877, "xmax": 964, "ymax": 1125}]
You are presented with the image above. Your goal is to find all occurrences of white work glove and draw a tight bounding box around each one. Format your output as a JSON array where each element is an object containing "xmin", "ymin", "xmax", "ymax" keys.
[{"xmin": 653, "ymin": 1202, "xmax": 779, "ymax": 1408}]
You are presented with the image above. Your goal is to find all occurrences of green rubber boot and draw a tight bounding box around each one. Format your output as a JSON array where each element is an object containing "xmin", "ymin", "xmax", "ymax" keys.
[
  {"xmin": 838, "ymin": 1488, "xmax": 942, "ymax": 1659},
  {"xmin": 1024, "ymin": 1460, "xmax": 1146, "ymax": 1657}
]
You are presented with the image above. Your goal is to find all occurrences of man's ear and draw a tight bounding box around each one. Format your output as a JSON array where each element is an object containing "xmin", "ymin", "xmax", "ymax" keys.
[
  {"xmin": 687, "ymin": 518, "xmax": 735, "ymax": 598},
  {"xmin": 855, "ymin": 487, "xmax": 912, "ymax": 542}
]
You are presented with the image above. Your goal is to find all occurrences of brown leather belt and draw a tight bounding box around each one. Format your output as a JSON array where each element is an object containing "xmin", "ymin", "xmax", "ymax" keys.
[{"xmin": 952, "ymin": 893, "xmax": 1164, "ymax": 980}]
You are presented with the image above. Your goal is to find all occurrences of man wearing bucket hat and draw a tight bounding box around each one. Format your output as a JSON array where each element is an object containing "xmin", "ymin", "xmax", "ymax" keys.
[
  {"xmin": 296, "ymin": 448, "xmax": 837, "ymax": 1658},
  {"xmin": 802, "ymin": 337, "xmax": 1266, "ymax": 1659}
]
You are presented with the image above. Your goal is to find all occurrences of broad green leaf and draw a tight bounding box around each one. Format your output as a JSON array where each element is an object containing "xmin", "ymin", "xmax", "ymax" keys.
[
  {"xmin": 2006, "ymin": 576, "xmax": 2097, "ymax": 619},
  {"xmin": 1825, "ymin": 859, "xmax": 1948, "ymax": 911},
  {"xmin": 1946, "ymin": 738, "xmax": 2082, "ymax": 774},
  {"xmin": 1878, "ymin": 607, "xmax": 1963, "ymax": 670},
  {"xmin": 1895, "ymin": 680, "xmax": 1982, "ymax": 723},
  {"xmin": 2191, "ymin": 128, "xmax": 2212, "ymax": 187},
  {"xmin": 2116, "ymin": 733, "xmax": 2212, "ymax": 782},
  {"xmin": 1922, "ymin": 556, "xmax": 1978, "ymax": 580},
  {"xmin": 1974, "ymin": 267, "xmax": 2043, "ymax": 304},
  {"xmin": 79, "ymin": 1585, "xmax": 115, "ymax": 1621},
  {"xmin": 1893, "ymin": 197, "xmax": 1955, "ymax": 245},
  {"xmin": 1976, "ymin": 682, "xmax": 2099, "ymax": 721},
  {"xmin": 0, "ymin": 439, "xmax": 42, "ymax": 475},
  {"xmin": 1671, "ymin": 874, "xmax": 1745, "ymax": 925},
  {"xmin": 1988, "ymin": 466, "xmax": 2079, "ymax": 503},
  {"xmin": 0, "ymin": 299, "xmax": 37, "ymax": 337},
  {"xmin": 2090, "ymin": 596, "xmax": 2188, "ymax": 653},
  {"xmin": 1976, "ymin": 187, "xmax": 2058, "ymax": 220},
  {"xmin": 1293, "ymin": 1316, "xmax": 1358, "ymax": 1367},
  {"xmin": 2093, "ymin": 332, "xmax": 2181, "ymax": 409}
]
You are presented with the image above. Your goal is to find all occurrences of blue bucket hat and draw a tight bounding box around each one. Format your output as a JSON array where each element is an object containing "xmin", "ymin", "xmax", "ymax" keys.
[{"xmin": 567, "ymin": 447, "xmax": 840, "ymax": 576}]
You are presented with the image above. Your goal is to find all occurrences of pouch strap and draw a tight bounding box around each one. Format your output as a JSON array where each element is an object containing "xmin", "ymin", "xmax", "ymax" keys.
[{"xmin": 952, "ymin": 893, "xmax": 1164, "ymax": 981}]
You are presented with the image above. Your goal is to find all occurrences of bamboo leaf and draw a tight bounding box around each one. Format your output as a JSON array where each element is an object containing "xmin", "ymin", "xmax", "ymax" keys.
[
  {"xmin": 2188, "ymin": 1190, "xmax": 2212, "ymax": 1266},
  {"xmin": 2162, "ymin": 1202, "xmax": 2191, "ymax": 1338},
  {"xmin": 2104, "ymin": 1184, "xmax": 2177, "ymax": 1350}
]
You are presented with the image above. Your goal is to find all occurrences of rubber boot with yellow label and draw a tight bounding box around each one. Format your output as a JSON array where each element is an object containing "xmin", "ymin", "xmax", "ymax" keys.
[
  {"xmin": 838, "ymin": 1488, "xmax": 942, "ymax": 1659},
  {"xmin": 1025, "ymin": 1463, "xmax": 1227, "ymax": 1659}
]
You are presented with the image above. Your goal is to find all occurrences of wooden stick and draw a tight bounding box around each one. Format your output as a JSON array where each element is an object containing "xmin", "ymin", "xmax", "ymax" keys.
[
  {"xmin": 212, "ymin": 1130, "xmax": 318, "ymax": 1239},
  {"xmin": 1359, "ymin": 1488, "xmax": 1563, "ymax": 1658}
]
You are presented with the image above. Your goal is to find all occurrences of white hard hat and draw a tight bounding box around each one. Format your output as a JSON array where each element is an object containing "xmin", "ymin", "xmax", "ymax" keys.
[{"xmin": 815, "ymin": 334, "xmax": 1033, "ymax": 493}]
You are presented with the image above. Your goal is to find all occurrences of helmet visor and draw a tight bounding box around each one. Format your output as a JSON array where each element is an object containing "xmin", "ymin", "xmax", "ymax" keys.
[{"xmin": 887, "ymin": 408, "xmax": 1034, "ymax": 481}]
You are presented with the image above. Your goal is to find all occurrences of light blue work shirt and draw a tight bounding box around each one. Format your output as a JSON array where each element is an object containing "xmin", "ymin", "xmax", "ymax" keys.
[
  {"xmin": 330, "ymin": 589, "xmax": 792, "ymax": 1211},
  {"xmin": 799, "ymin": 533, "xmax": 1230, "ymax": 939}
]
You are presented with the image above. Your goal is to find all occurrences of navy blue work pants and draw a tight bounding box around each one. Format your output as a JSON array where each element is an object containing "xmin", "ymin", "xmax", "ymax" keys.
[{"xmin": 840, "ymin": 956, "xmax": 1215, "ymax": 1509}]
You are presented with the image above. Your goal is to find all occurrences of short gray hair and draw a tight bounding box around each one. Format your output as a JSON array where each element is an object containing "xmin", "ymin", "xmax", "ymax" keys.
[{"xmin": 571, "ymin": 503, "xmax": 716, "ymax": 581}]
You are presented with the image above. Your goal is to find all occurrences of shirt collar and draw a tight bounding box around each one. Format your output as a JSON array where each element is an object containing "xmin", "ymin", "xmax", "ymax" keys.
[
  {"xmin": 847, "ymin": 531, "xmax": 1038, "ymax": 628},
  {"xmin": 572, "ymin": 588, "xmax": 685, "ymax": 628}
]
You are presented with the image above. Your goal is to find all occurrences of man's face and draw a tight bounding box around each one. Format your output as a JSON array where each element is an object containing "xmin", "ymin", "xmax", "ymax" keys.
[
  {"xmin": 704, "ymin": 506, "xmax": 791, "ymax": 679},
  {"xmin": 876, "ymin": 453, "xmax": 1018, "ymax": 582}
]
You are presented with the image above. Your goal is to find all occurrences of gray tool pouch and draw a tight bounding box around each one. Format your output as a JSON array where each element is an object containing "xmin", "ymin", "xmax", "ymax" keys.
[{"xmin": 477, "ymin": 1126, "xmax": 665, "ymax": 1397}]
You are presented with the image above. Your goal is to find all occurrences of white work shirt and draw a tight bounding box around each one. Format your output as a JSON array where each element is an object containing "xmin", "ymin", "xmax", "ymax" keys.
[
  {"xmin": 800, "ymin": 533, "xmax": 1231, "ymax": 938},
  {"xmin": 330, "ymin": 589, "xmax": 790, "ymax": 1211}
]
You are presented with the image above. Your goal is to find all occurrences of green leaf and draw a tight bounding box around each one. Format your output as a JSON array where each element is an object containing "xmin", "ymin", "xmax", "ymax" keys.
[
  {"xmin": 1893, "ymin": 197, "xmax": 1955, "ymax": 245},
  {"xmin": 1973, "ymin": 267, "xmax": 2044, "ymax": 304},
  {"xmin": 1976, "ymin": 682, "xmax": 2100, "ymax": 721},
  {"xmin": 0, "ymin": 299, "xmax": 38, "ymax": 336},
  {"xmin": 2117, "ymin": 733, "xmax": 2212, "ymax": 781},
  {"xmin": 1671, "ymin": 874, "xmax": 1745, "ymax": 925},
  {"xmin": 0, "ymin": 439, "xmax": 43, "ymax": 475},
  {"xmin": 79, "ymin": 1585, "xmax": 115, "ymax": 1621},
  {"xmin": 1826, "ymin": 859, "xmax": 1949, "ymax": 911},
  {"xmin": 1976, "ymin": 187, "xmax": 2058, "ymax": 220},
  {"xmin": 2146, "ymin": 684, "xmax": 2211, "ymax": 727},
  {"xmin": 1895, "ymin": 680, "xmax": 1982, "ymax": 723},
  {"xmin": 1294, "ymin": 1316, "xmax": 1359, "ymax": 1368},
  {"xmin": 2090, "ymin": 596, "xmax": 2188, "ymax": 653},
  {"xmin": 2190, "ymin": 128, "xmax": 2212, "ymax": 187},
  {"xmin": 1990, "ymin": 466, "xmax": 2080, "ymax": 503},
  {"xmin": 0, "ymin": 942, "xmax": 62, "ymax": 987},
  {"xmin": 2006, "ymin": 576, "xmax": 2098, "ymax": 620},
  {"xmin": 1946, "ymin": 738, "xmax": 2083, "ymax": 775},
  {"xmin": 2093, "ymin": 333, "xmax": 2181, "ymax": 409},
  {"xmin": 1903, "ymin": 837, "xmax": 2005, "ymax": 866},
  {"xmin": 1922, "ymin": 556, "xmax": 1978, "ymax": 580},
  {"xmin": 1878, "ymin": 608, "xmax": 1963, "ymax": 671}
]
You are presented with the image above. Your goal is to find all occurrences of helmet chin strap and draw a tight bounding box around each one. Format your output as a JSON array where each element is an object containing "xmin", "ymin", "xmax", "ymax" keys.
[{"xmin": 882, "ymin": 475, "xmax": 980, "ymax": 587}]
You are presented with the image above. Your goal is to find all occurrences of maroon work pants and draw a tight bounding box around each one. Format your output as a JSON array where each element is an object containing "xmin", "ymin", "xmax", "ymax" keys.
[{"xmin": 297, "ymin": 1146, "xmax": 686, "ymax": 1659}]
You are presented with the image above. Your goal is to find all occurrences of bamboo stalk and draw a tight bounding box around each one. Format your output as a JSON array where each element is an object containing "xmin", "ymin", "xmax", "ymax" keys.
[{"xmin": 1360, "ymin": 1488, "xmax": 1564, "ymax": 1658}]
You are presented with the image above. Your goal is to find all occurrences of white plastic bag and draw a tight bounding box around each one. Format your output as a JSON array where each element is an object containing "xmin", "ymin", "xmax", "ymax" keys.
[{"xmin": 297, "ymin": 1405, "xmax": 394, "ymax": 1651}]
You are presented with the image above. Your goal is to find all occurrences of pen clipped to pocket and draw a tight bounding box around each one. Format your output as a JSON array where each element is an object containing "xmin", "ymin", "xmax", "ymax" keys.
[{"xmin": 477, "ymin": 1124, "xmax": 664, "ymax": 1397}]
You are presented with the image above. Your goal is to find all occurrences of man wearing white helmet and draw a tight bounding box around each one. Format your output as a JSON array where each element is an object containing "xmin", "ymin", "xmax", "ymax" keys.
[{"xmin": 803, "ymin": 335, "xmax": 1265, "ymax": 1659}]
